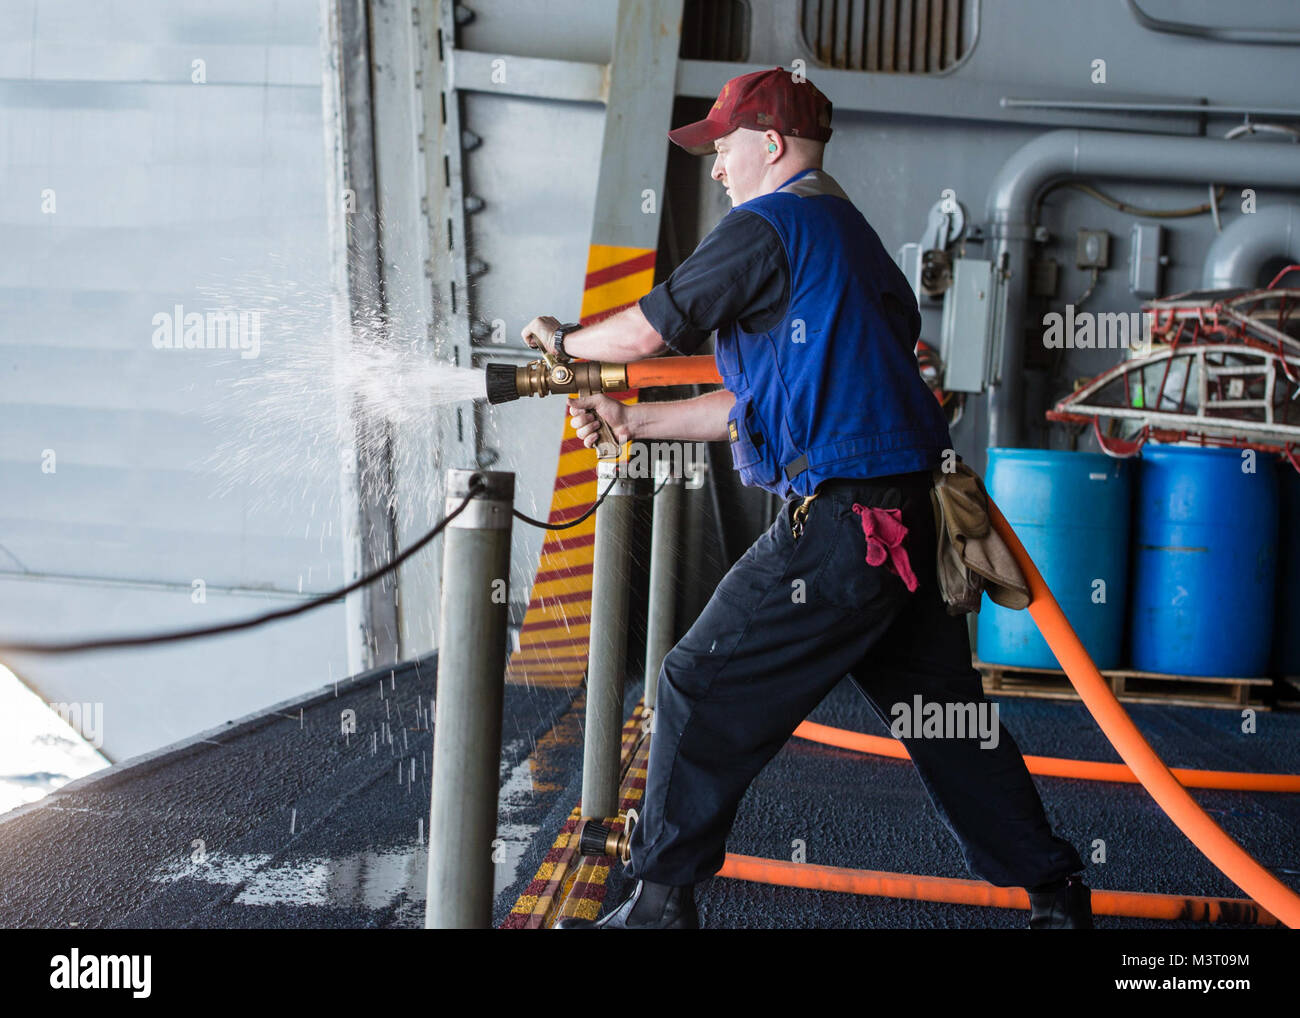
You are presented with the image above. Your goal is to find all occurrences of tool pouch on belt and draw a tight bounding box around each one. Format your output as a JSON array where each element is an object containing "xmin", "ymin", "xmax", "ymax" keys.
[{"xmin": 929, "ymin": 461, "xmax": 1030, "ymax": 616}]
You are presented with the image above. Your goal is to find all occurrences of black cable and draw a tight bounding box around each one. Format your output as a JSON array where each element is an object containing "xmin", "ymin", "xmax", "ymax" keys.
[
  {"xmin": 0, "ymin": 477, "xmax": 488, "ymax": 656},
  {"xmin": 510, "ymin": 465, "xmax": 672, "ymax": 532},
  {"xmin": 512, "ymin": 477, "xmax": 619, "ymax": 530},
  {"xmin": 4, "ymin": 464, "xmax": 678, "ymax": 654}
]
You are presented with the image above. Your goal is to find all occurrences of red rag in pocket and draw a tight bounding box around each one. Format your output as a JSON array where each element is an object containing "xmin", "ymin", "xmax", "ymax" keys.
[{"xmin": 850, "ymin": 503, "xmax": 919, "ymax": 593}]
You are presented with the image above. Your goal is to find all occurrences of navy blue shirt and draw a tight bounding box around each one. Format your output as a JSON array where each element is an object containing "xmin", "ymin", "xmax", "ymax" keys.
[
  {"xmin": 639, "ymin": 210, "xmax": 788, "ymax": 354},
  {"xmin": 640, "ymin": 207, "xmax": 919, "ymax": 356},
  {"xmin": 650, "ymin": 167, "xmax": 949, "ymax": 497}
]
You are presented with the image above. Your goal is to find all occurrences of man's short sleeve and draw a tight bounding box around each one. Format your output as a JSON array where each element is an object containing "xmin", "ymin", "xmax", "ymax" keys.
[{"xmin": 638, "ymin": 209, "xmax": 789, "ymax": 355}]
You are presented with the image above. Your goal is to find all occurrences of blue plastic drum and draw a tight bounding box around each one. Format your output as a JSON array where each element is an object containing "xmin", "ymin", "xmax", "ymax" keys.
[
  {"xmin": 1131, "ymin": 446, "xmax": 1277, "ymax": 677},
  {"xmin": 977, "ymin": 449, "xmax": 1131, "ymax": 670},
  {"xmin": 1272, "ymin": 458, "xmax": 1298, "ymax": 677}
]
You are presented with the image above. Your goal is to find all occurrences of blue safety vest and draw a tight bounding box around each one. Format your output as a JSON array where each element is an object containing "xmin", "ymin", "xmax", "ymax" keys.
[{"xmin": 717, "ymin": 168, "xmax": 953, "ymax": 500}]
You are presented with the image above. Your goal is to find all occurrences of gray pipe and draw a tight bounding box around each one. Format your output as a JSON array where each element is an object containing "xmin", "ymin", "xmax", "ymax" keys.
[
  {"xmin": 643, "ymin": 467, "xmax": 684, "ymax": 711},
  {"xmin": 425, "ymin": 469, "xmax": 513, "ymax": 929},
  {"xmin": 582, "ymin": 459, "xmax": 647, "ymax": 820},
  {"xmin": 1125, "ymin": 0, "xmax": 1300, "ymax": 46},
  {"xmin": 986, "ymin": 129, "xmax": 1300, "ymax": 448},
  {"xmin": 1203, "ymin": 204, "xmax": 1300, "ymax": 289}
]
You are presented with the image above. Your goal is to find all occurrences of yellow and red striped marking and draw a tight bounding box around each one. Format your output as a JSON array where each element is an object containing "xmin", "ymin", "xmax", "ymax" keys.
[
  {"xmin": 506, "ymin": 244, "xmax": 656, "ymax": 688},
  {"xmin": 501, "ymin": 702, "xmax": 649, "ymax": 929}
]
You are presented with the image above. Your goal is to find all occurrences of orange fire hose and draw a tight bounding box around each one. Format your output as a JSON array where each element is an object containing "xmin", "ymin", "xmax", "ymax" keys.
[
  {"xmin": 615, "ymin": 356, "xmax": 1300, "ymax": 926},
  {"xmin": 793, "ymin": 720, "xmax": 1300, "ymax": 793},
  {"xmin": 717, "ymin": 855, "xmax": 1279, "ymax": 925},
  {"xmin": 625, "ymin": 356, "xmax": 720, "ymax": 389},
  {"xmin": 986, "ymin": 499, "xmax": 1300, "ymax": 928}
]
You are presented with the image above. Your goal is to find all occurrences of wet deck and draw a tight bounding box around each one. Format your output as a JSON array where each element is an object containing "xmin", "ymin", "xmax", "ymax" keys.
[
  {"xmin": 2, "ymin": 653, "xmax": 1298, "ymax": 930},
  {"xmin": 0, "ymin": 654, "xmax": 578, "ymax": 928}
]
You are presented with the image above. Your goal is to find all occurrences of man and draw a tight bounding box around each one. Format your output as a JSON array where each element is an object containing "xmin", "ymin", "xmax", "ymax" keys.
[{"xmin": 523, "ymin": 67, "xmax": 1091, "ymax": 930}]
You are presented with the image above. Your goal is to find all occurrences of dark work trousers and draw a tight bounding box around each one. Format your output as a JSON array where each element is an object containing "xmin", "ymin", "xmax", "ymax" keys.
[{"xmin": 626, "ymin": 469, "xmax": 1085, "ymax": 891}]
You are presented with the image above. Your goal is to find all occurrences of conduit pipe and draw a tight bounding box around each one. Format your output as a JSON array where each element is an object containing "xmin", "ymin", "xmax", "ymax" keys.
[
  {"xmin": 985, "ymin": 128, "xmax": 1300, "ymax": 448},
  {"xmin": 1203, "ymin": 203, "xmax": 1300, "ymax": 288},
  {"xmin": 794, "ymin": 720, "xmax": 1300, "ymax": 793}
]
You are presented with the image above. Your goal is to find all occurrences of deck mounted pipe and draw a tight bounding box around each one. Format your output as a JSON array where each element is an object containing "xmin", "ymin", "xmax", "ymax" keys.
[
  {"xmin": 582, "ymin": 459, "xmax": 650, "ymax": 819},
  {"xmin": 425, "ymin": 469, "xmax": 513, "ymax": 929},
  {"xmin": 643, "ymin": 460, "xmax": 685, "ymax": 711}
]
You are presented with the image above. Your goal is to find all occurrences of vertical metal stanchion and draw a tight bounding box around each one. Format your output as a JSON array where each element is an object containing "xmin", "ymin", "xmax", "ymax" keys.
[
  {"xmin": 582, "ymin": 458, "xmax": 648, "ymax": 820},
  {"xmin": 643, "ymin": 456, "xmax": 684, "ymax": 712},
  {"xmin": 425, "ymin": 468, "xmax": 513, "ymax": 929}
]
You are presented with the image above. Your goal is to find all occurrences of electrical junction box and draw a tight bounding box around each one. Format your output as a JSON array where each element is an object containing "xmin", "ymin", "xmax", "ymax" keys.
[
  {"xmin": 1129, "ymin": 222, "xmax": 1166, "ymax": 298},
  {"xmin": 940, "ymin": 258, "xmax": 1002, "ymax": 393},
  {"xmin": 1076, "ymin": 229, "xmax": 1110, "ymax": 269}
]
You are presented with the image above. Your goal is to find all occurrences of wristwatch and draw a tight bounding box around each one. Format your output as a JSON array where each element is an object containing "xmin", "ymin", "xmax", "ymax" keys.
[{"xmin": 551, "ymin": 322, "xmax": 583, "ymax": 362}]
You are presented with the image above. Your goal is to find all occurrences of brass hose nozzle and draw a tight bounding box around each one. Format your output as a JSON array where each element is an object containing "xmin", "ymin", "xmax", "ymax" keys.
[
  {"xmin": 484, "ymin": 358, "xmax": 627, "ymax": 402},
  {"xmin": 484, "ymin": 357, "xmax": 629, "ymax": 458},
  {"xmin": 576, "ymin": 816, "xmax": 635, "ymax": 863}
]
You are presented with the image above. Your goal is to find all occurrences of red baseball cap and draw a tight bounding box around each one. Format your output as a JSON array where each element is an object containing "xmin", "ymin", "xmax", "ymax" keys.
[{"xmin": 667, "ymin": 66, "xmax": 833, "ymax": 156}]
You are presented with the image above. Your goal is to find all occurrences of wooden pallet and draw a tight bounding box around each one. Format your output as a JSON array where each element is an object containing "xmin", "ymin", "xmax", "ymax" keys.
[{"xmin": 975, "ymin": 658, "xmax": 1273, "ymax": 711}]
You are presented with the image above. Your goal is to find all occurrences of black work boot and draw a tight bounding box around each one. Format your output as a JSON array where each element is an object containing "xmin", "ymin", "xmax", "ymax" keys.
[
  {"xmin": 1028, "ymin": 874, "xmax": 1094, "ymax": 929},
  {"xmin": 554, "ymin": 879, "xmax": 698, "ymax": 929}
]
